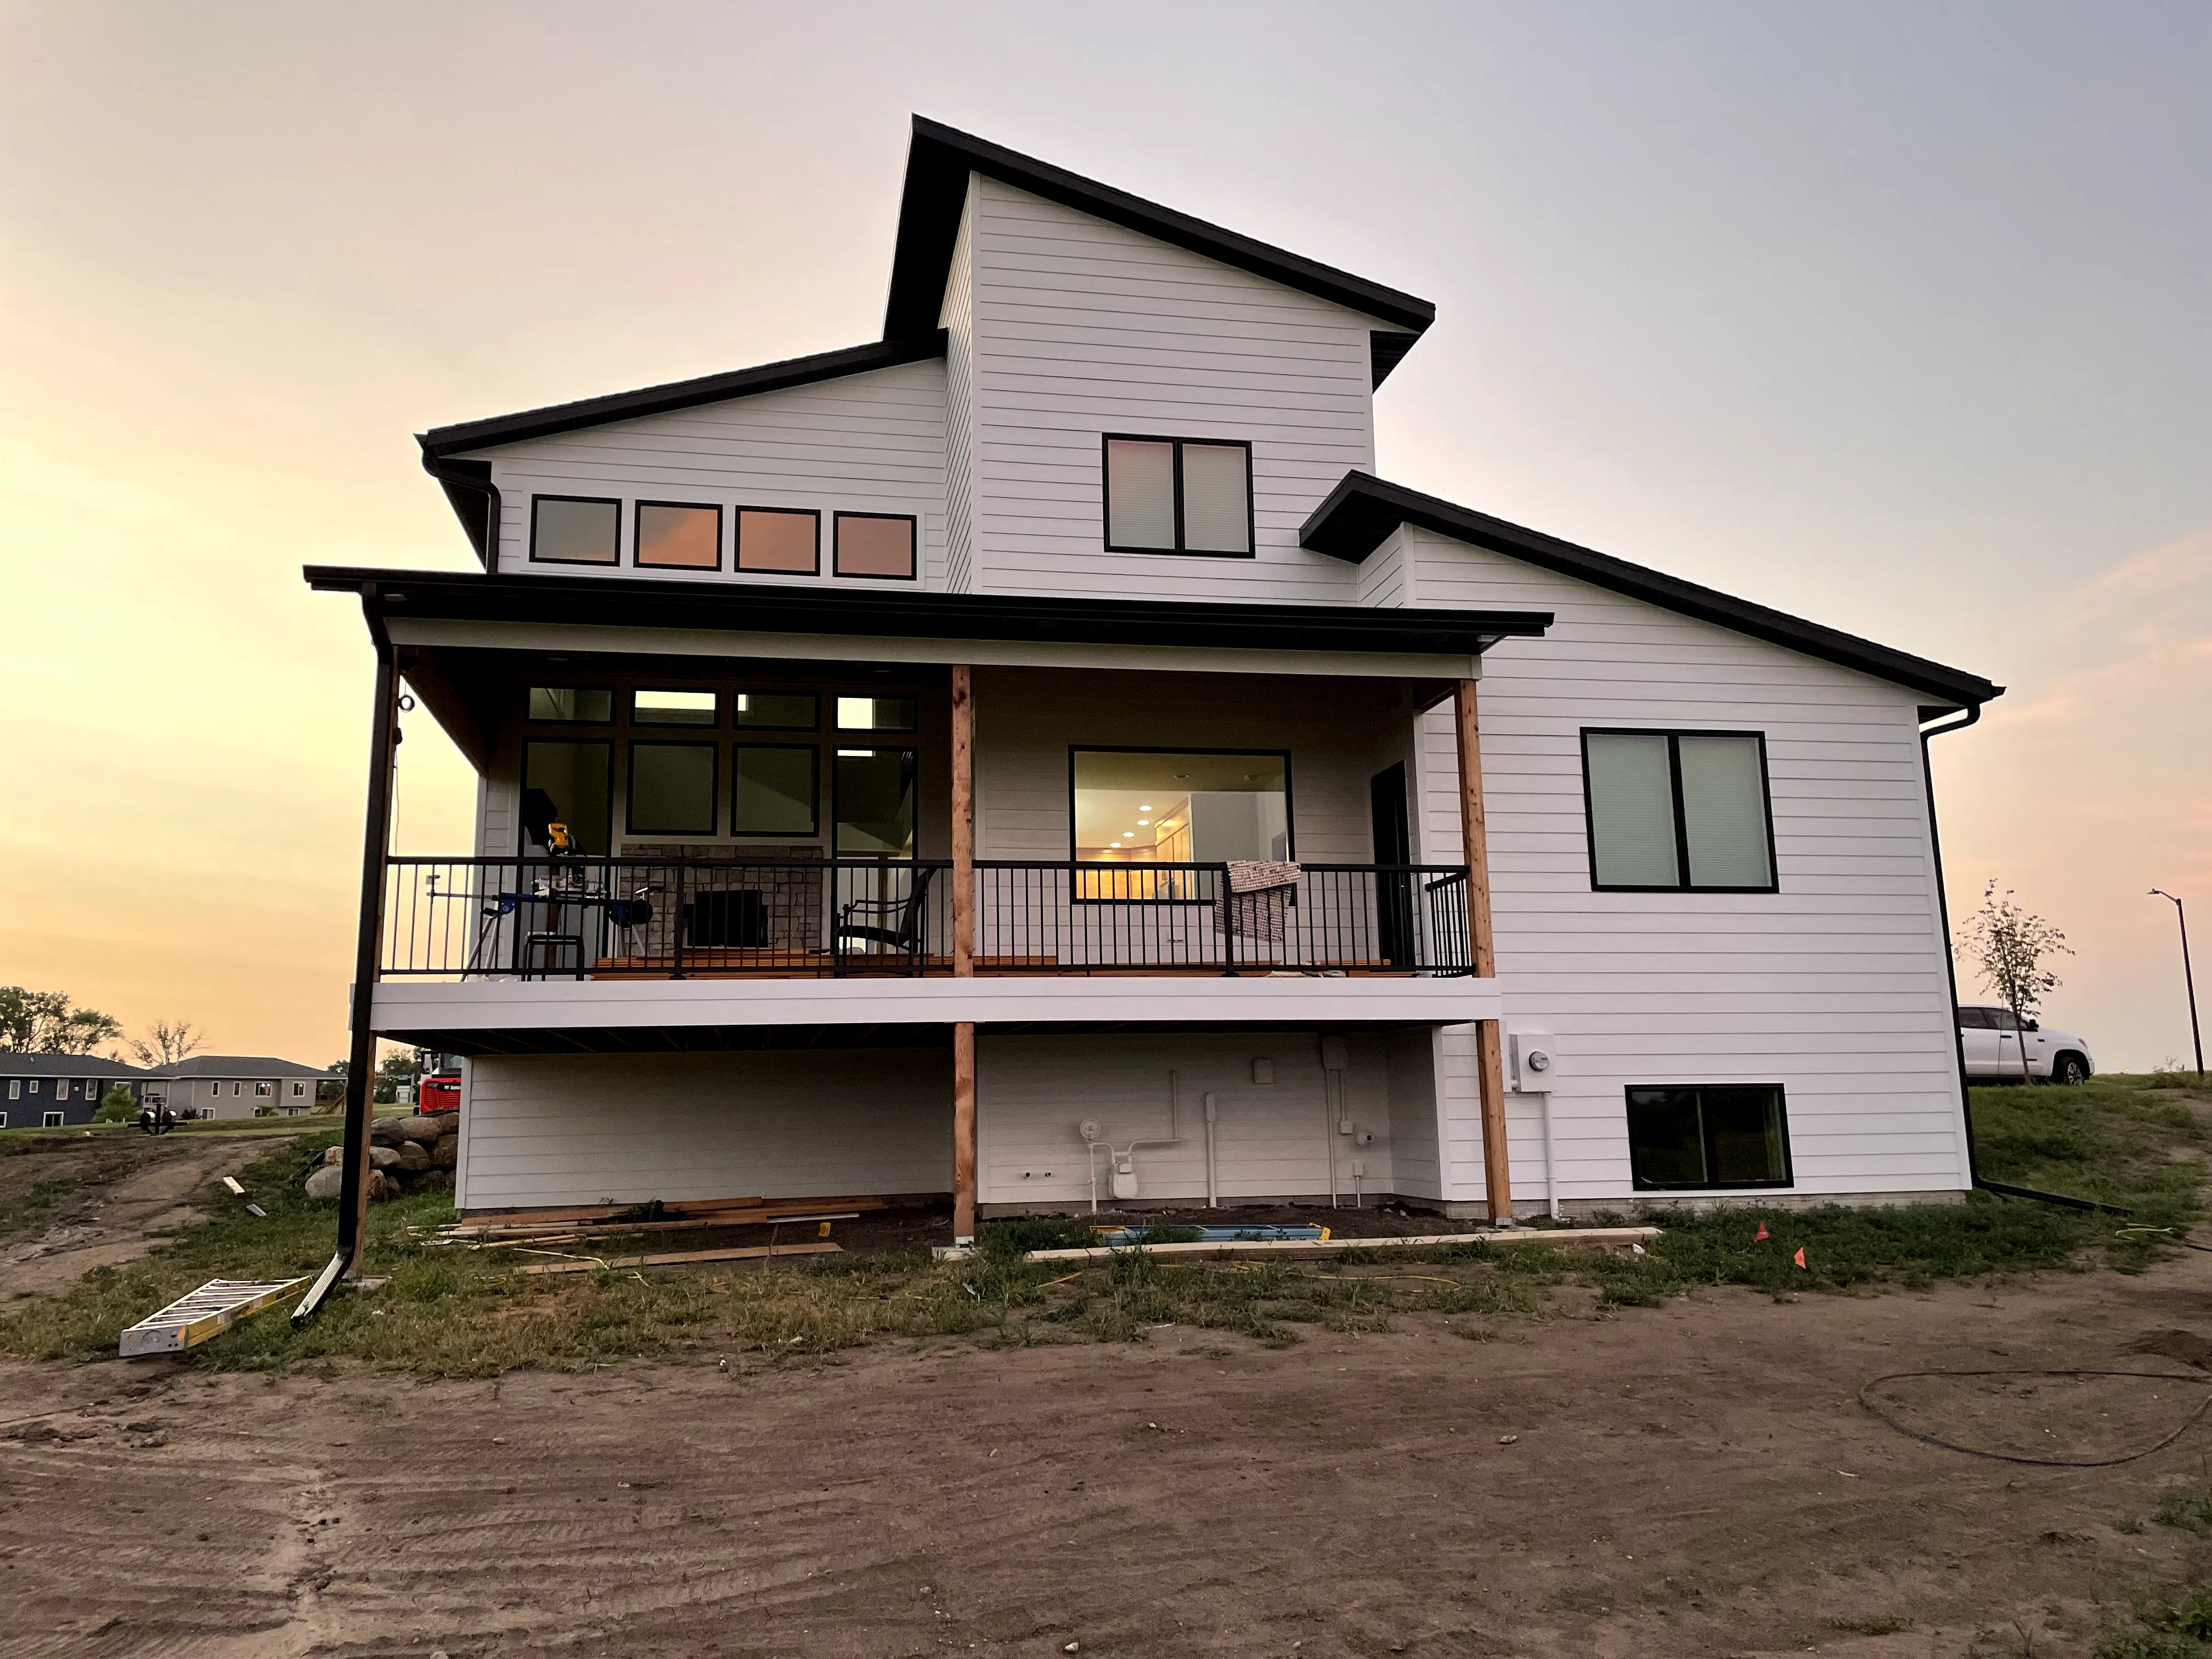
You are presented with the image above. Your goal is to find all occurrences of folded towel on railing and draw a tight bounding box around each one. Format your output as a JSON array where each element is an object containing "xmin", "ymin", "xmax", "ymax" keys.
[{"xmin": 1216, "ymin": 860, "xmax": 1301, "ymax": 943}]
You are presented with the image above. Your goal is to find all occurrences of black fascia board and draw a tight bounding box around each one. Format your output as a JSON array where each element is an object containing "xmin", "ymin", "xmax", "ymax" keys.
[
  {"xmin": 301, "ymin": 565, "xmax": 1549, "ymax": 659},
  {"xmin": 417, "ymin": 333, "xmax": 949, "ymax": 459},
  {"xmin": 1299, "ymin": 472, "xmax": 2004, "ymax": 709},
  {"xmin": 886, "ymin": 117, "xmax": 1437, "ymax": 357}
]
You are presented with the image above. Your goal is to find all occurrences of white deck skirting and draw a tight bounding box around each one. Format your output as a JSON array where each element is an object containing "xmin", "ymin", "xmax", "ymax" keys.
[{"xmin": 371, "ymin": 973, "xmax": 1502, "ymax": 1033}]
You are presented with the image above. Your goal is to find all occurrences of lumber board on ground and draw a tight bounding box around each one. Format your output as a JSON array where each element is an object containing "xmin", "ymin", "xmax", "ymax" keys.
[
  {"xmin": 516, "ymin": 1241, "xmax": 842, "ymax": 1276},
  {"xmin": 455, "ymin": 1194, "xmax": 886, "ymax": 1228},
  {"xmin": 431, "ymin": 1211, "xmax": 860, "ymax": 1246},
  {"xmin": 995, "ymin": 1226, "xmax": 1662, "ymax": 1265}
]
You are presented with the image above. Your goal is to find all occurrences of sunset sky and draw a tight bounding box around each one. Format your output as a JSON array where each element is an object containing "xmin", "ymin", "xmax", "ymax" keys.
[{"xmin": 2, "ymin": 2, "xmax": 2205, "ymax": 1070}]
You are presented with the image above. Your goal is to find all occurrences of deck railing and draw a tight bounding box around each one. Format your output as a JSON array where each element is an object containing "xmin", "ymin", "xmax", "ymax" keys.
[{"xmin": 377, "ymin": 856, "xmax": 1472, "ymax": 980}]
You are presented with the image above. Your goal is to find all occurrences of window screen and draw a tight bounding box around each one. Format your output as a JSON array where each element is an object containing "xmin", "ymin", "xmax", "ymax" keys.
[
  {"xmin": 733, "ymin": 746, "xmax": 819, "ymax": 837},
  {"xmin": 528, "ymin": 686, "xmax": 612, "ymax": 723},
  {"xmin": 628, "ymin": 743, "xmax": 717, "ymax": 836},
  {"xmin": 635, "ymin": 503, "xmax": 720, "ymax": 569},
  {"xmin": 737, "ymin": 508, "xmax": 819, "ymax": 574},
  {"xmin": 521, "ymin": 741, "xmax": 611, "ymax": 855},
  {"xmin": 1103, "ymin": 437, "xmax": 1252, "ymax": 555},
  {"xmin": 1582, "ymin": 730, "xmax": 1774, "ymax": 891},
  {"xmin": 1627, "ymin": 1085, "xmax": 1791, "ymax": 1189},
  {"xmin": 834, "ymin": 514, "xmax": 916, "ymax": 579},
  {"xmin": 531, "ymin": 496, "xmax": 620, "ymax": 565}
]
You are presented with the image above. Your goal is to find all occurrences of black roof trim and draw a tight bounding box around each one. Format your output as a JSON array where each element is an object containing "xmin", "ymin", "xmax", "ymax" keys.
[
  {"xmin": 1370, "ymin": 332, "xmax": 1422, "ymax": 388},
  {"xmin": 1299, "ymin": 472, "xmax": 2002, "ymax": 708},
  {"xmin": 419, "ymin": 333, "xmax": 949, "ymax": 458},
  {"xmin": 303, "ymin": 566, "xmax": 1549, "ymax": 659},
  {"xmin": 886, "ymin": 116, "xmax": 1437, "ymax": 349}
]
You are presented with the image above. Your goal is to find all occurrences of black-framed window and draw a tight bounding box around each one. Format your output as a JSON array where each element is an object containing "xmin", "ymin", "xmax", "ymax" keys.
[
  {"xmin": 627, "ymin": 741, "xmax": 718, "ymax": 836},
  {"xmin": 521, "ymin": 741, "xmax": 612, "ymax": 855},
  {"xmin": 834, "ymin": 513, "xmax": 917, "ymax": 580},
  {"xmin": 1581, "ymin": 730, "xmax": 1776, "ymax": 892},
  {"xmin": 530, "ymin": 495, "xmax": 621, "ymax": 565},
  {"xmin": 735, "ymin": 691, "xmax": 819, "ymax": 730},
  {"xmin": 1627, "ymin": 1085, "xmax": 1793, "ymax": 1190},
  {"xmin": 1102, "ymin": 435, "xmax": 1253, "ymax": 556},
  {"xmin": 527, "ymin": 686, "xmax": 613, "ymax": 724},
  {"xmin": 732, "ymin": 745, "xmax": 820, "ymax": 838},
  {"xmin": 737, "ymin": 507, "xmax": 820, "ymax": 575},
  {"xmin": 635, "ymin": 501, "xmax": 721, "ymax": 571},
  {"xmin": 835, "ymin": 695, "xmax": 916, "ymax": 733},
  {"xmin": 1069, "ymin": 748, "xmax": 1292, "ymax": 864},
  {"xmin": 633, "ymin": 688, "xmax": 718, "ymax": 726},
  {"xmin": 833, "ymin": 747, "xmax": 917, "ymax": 856}
]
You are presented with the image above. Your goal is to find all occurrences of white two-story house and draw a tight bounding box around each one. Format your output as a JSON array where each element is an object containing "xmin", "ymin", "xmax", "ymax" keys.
[{"xmin": 310, "ymin": 118, "xmax": 1999, "ymax": 1244}]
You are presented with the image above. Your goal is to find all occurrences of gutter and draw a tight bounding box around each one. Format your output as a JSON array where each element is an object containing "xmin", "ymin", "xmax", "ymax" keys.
[
  {"xmin": 417, "ymin": 448, "xmax": 504, "ymax": 572},
  {"xmin": 1920, "ymin": 706, "xmax": 2124, "ymax": 1215}
]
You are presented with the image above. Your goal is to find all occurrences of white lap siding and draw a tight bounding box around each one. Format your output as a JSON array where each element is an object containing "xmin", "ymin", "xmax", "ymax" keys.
[
  {"xmin": 463, "ymin": 358, "xmax": 949, "ymax": 589},
  {"xmin": 456, "ymin": 1050, "xmax": 952, "ymax": 1211},
  {"xmin": 975, "ymin": 1031, "xmax": 1435, "ymax": 1211},
  {"xmin": 1393, "ymin": 526, "xmax": 1968, "ymax": 1205}
]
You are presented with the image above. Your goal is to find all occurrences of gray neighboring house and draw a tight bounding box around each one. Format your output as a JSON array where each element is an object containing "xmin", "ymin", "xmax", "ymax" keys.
[
  {"xmin": 0, "ymin": 1054, "xmax": 153, "ymax": 1129},
  {"xmin": 143, "ymin": 1057, "xmax": 335, "ymax": 1121}
]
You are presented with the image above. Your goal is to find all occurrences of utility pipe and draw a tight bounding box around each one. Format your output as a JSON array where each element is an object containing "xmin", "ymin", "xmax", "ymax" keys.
[{"xmin": 1204, "ymin": 1092, "xmax": 1218, "ymax": 1208}]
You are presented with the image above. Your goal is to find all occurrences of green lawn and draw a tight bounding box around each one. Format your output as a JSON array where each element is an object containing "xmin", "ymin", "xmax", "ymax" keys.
[{"xmin": 0, "ymin": 1074, "xmax": 2203, "ymax": 1378}]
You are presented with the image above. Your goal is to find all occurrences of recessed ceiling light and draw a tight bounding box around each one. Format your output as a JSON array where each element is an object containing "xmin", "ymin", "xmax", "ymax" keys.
[
  {"xmin": 1139, "ymin": 804, "xmax": 1153, "ymax": 810},
  {"xmin": 1137, "ymin": 819, "xmax": 1150, "ymax": 826}
]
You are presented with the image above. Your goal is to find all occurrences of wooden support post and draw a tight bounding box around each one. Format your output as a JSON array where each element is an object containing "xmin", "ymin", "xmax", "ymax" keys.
[
  {"xmin": 1454, "ymin": 679, "xmax": 1513, "ymax": 1226},
  {"xmin": 341, "ymin": 596, "xmax": 401, "ymax": 1273},
  {"xmin": 951, "ymin": 664, "xmax": 974, "ymax": 977},
  {"xmin": 953, "ymin": 1020, "xmax": 977, "ymax": 1244}
]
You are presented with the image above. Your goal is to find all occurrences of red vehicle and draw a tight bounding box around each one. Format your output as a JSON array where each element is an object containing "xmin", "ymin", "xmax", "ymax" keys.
[{"xmin": 415, "ymin": 1052, "xmax": 462, "ymax": 1115}]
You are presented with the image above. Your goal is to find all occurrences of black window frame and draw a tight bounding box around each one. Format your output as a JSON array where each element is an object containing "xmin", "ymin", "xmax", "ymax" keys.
[
  {"xmin": 833, "ymin": 694, "xmax": 918, "ymax": 734},
  {"xmin": 528, "ymin": 494, "xmax": 624, "ymax": 566},
  {"xmin": 631, "ymin": 499, "xmax": 724, "ymax": 572},
  {"xmin": 832, "ymin": 511, "xmax": 919, "ymax": 582},
  {"xmin": 524, "ymin": 685, "xmax": 614, "ymax": 725},
  {"xmin": 1626, "ymin": 1084, "xmax": 1795, "ymax": 1192},
  {"xmin": 1066, "ymin": 744, "xmax": 1295, "ymax": 901},
  {"xmin": 732, "ymin": 690, "xmax": 821, "ymax": 732},
  {"xmin": 1100, "ymin": 434, "xmax": 1256, "ymax": 559},
  {"xmin": 519, "ymin": 737, "xmax": 613, "ymax": 856},
  {"xmin": 830, "ymin": 744, "xmax": 919, "ymax": 857},
  {"xmin": 735, "ymin": 505, "xmax": 822, "ymax": 577},
  {"xmin": 730, "ymin": 743, "xmax": 822, "ymax": 840},
  {"xmin": 624, "ymin": 739, "xmax": 720, "ymax": 838},
  {"xmin": 630, "ymin": 687, "xmax": 721, "ymax": 728},
  {"xmin": 1579, "ymin": 727, "xmax": 1779, "ymax": 894}
]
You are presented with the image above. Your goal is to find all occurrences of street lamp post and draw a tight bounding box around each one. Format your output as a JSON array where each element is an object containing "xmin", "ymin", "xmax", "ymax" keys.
[{"xmin": 2151, "ymin": 889, "xmax": 2204, "ymax": 1079}]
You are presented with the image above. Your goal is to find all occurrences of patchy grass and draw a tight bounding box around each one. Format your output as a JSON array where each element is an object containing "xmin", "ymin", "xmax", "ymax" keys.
[
  {"xmin": 1, "ymin": 1075, "xmax": 2204, "ymax": 1378},
  {"xmin": 2096, "ymin": 1582, "xmax": 2212, "ymax": 1658},
  {"xmin": 0, "ymin": 1174, "xmax": 91, "ymax": 1245}
]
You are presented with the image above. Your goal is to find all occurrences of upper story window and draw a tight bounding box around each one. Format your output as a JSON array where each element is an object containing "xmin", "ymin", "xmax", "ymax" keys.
[
  {"xmin": 1103, "ymin": 436, "xmax": 1253, "ymax": 557},
  {"xmin": 834, "ymin": 514, "xmax": 917, "ymax": 580},
  {"xmin": 1582, "ymin": 730, "xmax": 1776, "ymax": 893},
  {"xmin": 635, "ymin": 502, "xmax": 721, "ymax": 571},
  {"xmin": 531, "ymin": 496, "xmax": 620, "ymax": 565},
  {"xmin": 633, "ymin": 689, "xmax": 717, "ymax": 726},
  {"xmin": 737, "ymin": 508, "xmax": 820, "ymax": 575}
]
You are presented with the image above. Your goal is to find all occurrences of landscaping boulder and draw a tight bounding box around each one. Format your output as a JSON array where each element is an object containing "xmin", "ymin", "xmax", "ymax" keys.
[
  {"xmin": 393, "ymin": 1140, "xmax": 431, "ymax": 1173},
  {"xmin": 430, "ymin": 1137, "xmax": 459, "ymax": 1170},
  {"xmin": 303, "ymin": 1165, "xmax": 344, "ymax": 1201},
  {"xmin": 321, "ymin": 1146, "xmax": 344, "ymax": 1167},
  {"xmin": 366, "ymin": 1169, "xmax": 400, "ymax": 1203},
  {"xmin": 369, "ymin": 1118, "xmax": 410, "ymax": 1148},
  {"xmin": 396, "ymin": 1115, "xmax": 444, "ymax": 1146},
  {"xmin": 414, "ymin": 1169, "xmax": 453, "ymax": 1194},
  {"xmin": 367, "ymin": 1144, "xmax": 403, "ymax": 1170}
]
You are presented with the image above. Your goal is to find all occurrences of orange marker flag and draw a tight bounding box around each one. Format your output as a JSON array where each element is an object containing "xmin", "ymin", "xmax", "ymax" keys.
[
  {"xmin": 1792, "ymin": 1247, "xmax": 1807, "ymax": 1268},
  {"xmin": 1754, "ymin": 1222, "xmax": 1769, "ymax": 1242}
]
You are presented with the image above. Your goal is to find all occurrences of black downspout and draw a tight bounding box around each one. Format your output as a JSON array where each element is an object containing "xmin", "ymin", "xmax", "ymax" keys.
[
  {"xmin": 1922, "ymin": 706, "xmax": 2121, "ymax": 1215},
  {"xmin": 419, "ymin": 444, "xmax": 505, "ymax": 572},
  {"xmin": 294, "ymin": 585, "xmax": 400, "ymax": 1323}
]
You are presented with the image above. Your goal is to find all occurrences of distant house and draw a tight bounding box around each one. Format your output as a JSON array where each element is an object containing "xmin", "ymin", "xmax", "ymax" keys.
[
  {"xmin": 143, "ymin": 1057, "xmax": 335, "ymax": 1121},
  {"xmin": 0, "ymin": 1054, "xmax": 152, "ymax": 1129}
]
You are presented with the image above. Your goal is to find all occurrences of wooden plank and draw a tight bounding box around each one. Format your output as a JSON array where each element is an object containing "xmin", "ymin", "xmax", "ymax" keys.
[
  {"xmin": 952, "ymin": 662, "xmax": 974, "ymax": 977},
  {"xmin": 437, "ymin": 1211, "xmax": 862, "ymax": 1245},
  {"xmin": 953, "ymin": 1020, "xmax": 977, "ymax": 1244},
  {"xmin": 452, "ymin": 1194, "xmax": 886, "ymax": 1230},
  {"xmin": 1011, "ymin": 1227, "xmax": 1662, "ymax": 1265},
  {"xmin": 1454, "ymin": 677, "xmax": 1513, "ymax": 1225},
  {"xmin": 516, "ymin": 1241, "xmax": 843, "ymax": 1276}
]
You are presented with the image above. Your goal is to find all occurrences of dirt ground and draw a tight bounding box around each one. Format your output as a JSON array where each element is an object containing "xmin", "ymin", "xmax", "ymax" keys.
[
  {"xmin": 0, "ymin": 1130, "xmax": 303, "ymax": 1299},
  {"xmin": 5, "ymin": 1243, "xmax": 2212, "ymax": 1658}
]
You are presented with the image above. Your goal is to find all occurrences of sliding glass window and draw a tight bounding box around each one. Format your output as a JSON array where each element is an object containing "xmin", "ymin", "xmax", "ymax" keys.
[{"xmin": 1102, "ymin": 436, "xmax": 1252, "ymax": 556}]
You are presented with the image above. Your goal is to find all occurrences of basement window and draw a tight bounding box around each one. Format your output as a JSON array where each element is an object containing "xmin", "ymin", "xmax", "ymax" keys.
[
  {"xmin": 1627, "ymin": 1085, "xmax": 1792, "ymax": 1190},
  {"xmin": 1103, "ymin": 436, "xmax": 1252, "ymax": 556},
  {"xmin": 1581, "ymin": 730, "xmax": 1776, "ymax": 892},
  {"xmin": 529, "ymin": 495, "xmax": 621, "ymax": 565}
]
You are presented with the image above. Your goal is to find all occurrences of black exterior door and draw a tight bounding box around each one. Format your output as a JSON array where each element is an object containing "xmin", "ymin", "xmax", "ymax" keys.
[{"xmin": 1370, "ymin": 763, "xmax": 1413, "ymax": 967}]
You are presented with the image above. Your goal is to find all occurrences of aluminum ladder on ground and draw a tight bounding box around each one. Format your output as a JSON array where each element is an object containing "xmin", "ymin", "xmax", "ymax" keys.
[{"xmin": 119, "ymin": 1278, "xmax": 308, "ymax": 1357}]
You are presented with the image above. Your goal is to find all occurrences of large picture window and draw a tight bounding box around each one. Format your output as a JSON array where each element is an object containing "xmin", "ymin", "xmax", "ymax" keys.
[
  {"xmin": 736, "ymin": 507, "xmax": 819, "ymax": 574},
  {"xmin": 1102, "ymin": 436, "xmax": 1252, "ymax": 556},
  {"xmin": 1626, "ymin": 1085, "xmax": 1792, "ymax": 1190},
  {"xmin": 1582, "ymin": 730, "xmax": 1775, "ymax": 892},
  {"xmin": 834, "ymin": 514, "xmax": 917, "ymax": 580},
  {"xmin": 521, "ymin": 741, "xmax": 612, "ymax": 855},
  {"xmin": 1070, "ymin": 750, "xmax": 1290, "ymax": 865},
  {"xmin": 627, "ymin": 742, "xmax": 718, "ymax": 836}
]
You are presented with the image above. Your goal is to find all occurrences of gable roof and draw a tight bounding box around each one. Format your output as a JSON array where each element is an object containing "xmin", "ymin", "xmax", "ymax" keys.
[
  {"xmin": 884, "ymin": 116, "xmax": 1434, "ymax": 384},
  {"xmin": 0, "ymin": 1053, "xmax": 151, "ymax": 1077},
  {"xmin": 150, "ymin": 1056, "xmax": 334, "ymax": 1080},
  {"xmin": 1300, "ymin": 472, "xmax": 2002, "ymax": 710}
]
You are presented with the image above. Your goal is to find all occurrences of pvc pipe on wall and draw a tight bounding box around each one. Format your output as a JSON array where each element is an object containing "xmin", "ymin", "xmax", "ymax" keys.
[
  {"xmin": 1536, "ymin": 1090, "xmax": 1561, "ymax": 1221},
  {"xmin": 1204, "ymin": 1092, "xmax": 1218, "ymax": 1208}
]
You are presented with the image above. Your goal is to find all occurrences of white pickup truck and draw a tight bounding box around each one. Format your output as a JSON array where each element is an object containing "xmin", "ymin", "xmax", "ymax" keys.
[{"xmin": 1957, "ymin": 1005, "xmax": 2095, "ymax": 1084}]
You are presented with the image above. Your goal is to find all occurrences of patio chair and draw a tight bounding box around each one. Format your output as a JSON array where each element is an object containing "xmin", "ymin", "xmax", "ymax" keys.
[{"xmin": 833, "ymin": 866, "xmax": 936, "ymax": 975}]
